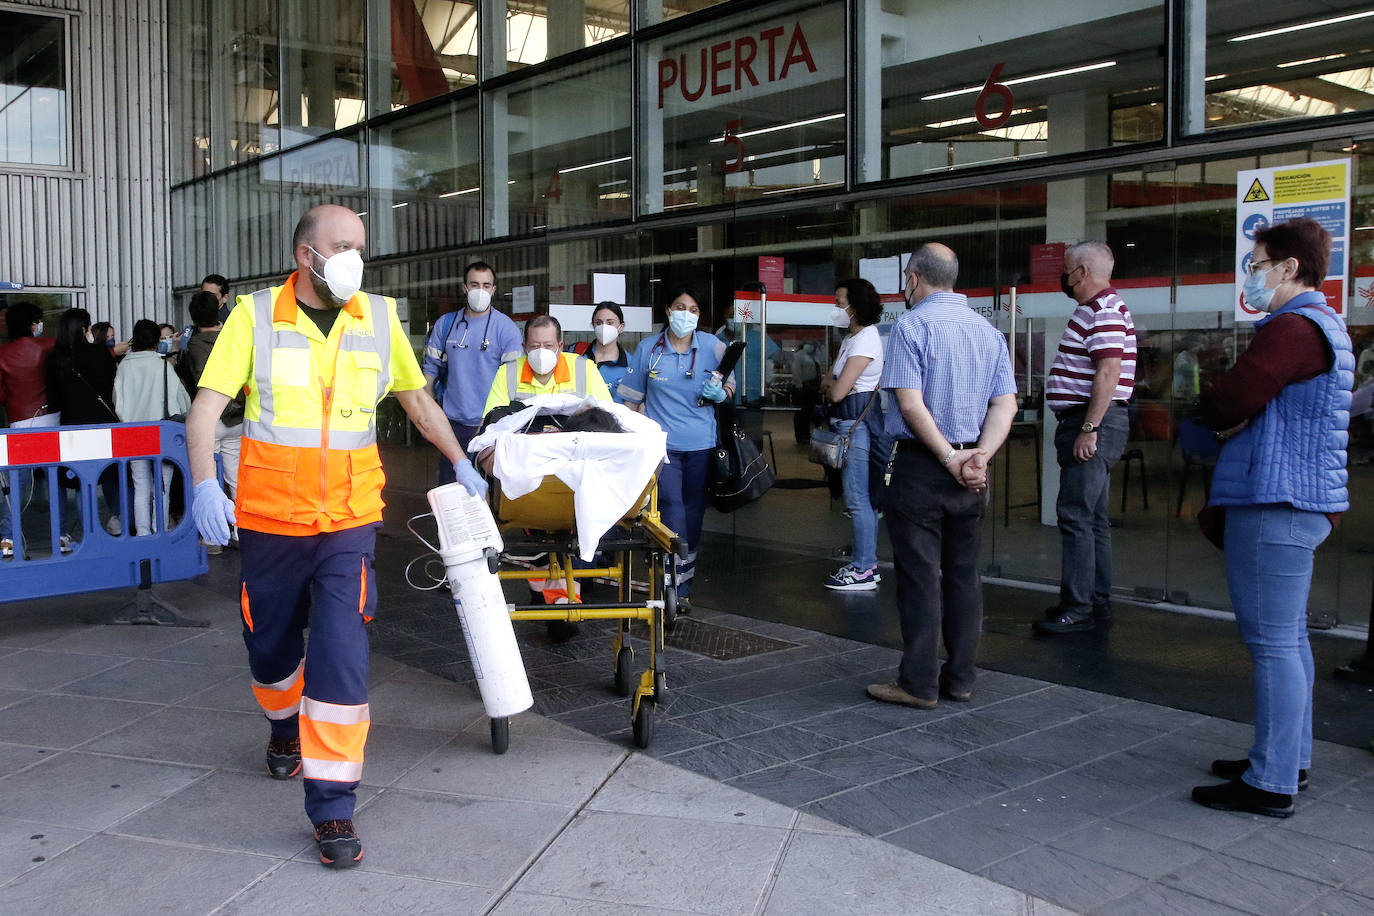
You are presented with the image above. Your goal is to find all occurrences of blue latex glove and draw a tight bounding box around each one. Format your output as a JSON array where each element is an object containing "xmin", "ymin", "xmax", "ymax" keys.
[
  {"xmin": 192, "ymin": 479, "xmax": 235, "ymax": 545},
  {"xmin": 455, "ymin": 459, "xmax": 489, "ymax": 498},
  {"xmin": 699, "ymin": 377, "xmax": 728, "ymax": 403}
]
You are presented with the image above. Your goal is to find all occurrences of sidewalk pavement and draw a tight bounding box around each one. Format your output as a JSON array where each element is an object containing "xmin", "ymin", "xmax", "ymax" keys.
[{"xmin": 0, "ymin": 577, "xmax": 1069, "ymax": 916}]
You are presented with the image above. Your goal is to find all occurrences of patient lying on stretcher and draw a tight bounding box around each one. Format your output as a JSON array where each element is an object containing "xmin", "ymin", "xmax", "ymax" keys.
[{"xmin": 474, "ymin": 402, "xmax": 626, "ymax": 475}]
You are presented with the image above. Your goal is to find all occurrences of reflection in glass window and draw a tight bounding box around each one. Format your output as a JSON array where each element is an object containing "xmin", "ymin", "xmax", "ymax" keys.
[
  {"xmin": 377, "ymin": 0, "xmax": 478, "ymax": 112},
  {"xmin": 486, "ymin": 54, "xmax": 631, "ymax": 237},
  {"xmin": 493, "ymin": 0, "xmax": 629, "ymax": 74},
  {"xmin": 218, "ymin": 0, "xmax": 281, "ymax": 164},
  {"xmin": 169, "ymin": 0, "xmax": 211, "ymax": 181},
  {"xmin": 641, "ymin": 0, "xmax": 846, "ymax": 214},
  {"xmin": 871, "ymin": 0, "xmax": 1164, "ymax": 181},
  {"xmin": 0, "ymin": 11, "xmax": 67, "ymax": 167},
  {"xmin": 369, "ymin": 101, "xmax": 481, "ymax": 255},
  {"xmin": 278, "ymin": 1, "xmax": 367, "ymax": 145},
  {"xmin": 1193, "ymin": 2, "xmax": 1374, "ymax": 132}
]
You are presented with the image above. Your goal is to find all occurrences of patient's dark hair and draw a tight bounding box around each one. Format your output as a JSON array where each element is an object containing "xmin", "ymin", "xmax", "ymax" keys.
[{"xmin": 561, "ymin": 406, "xmax": 624, "ymax": 433}]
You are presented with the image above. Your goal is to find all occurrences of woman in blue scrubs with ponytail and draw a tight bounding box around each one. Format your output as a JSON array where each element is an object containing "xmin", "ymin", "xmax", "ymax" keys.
[{"xmin": 618, "ymin": 288, "xmax": 733, "ymax": 608}]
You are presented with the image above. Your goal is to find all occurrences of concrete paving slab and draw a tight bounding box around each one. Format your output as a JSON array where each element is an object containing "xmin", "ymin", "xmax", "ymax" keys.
[
  {"xmin": 365, "ymin": 676, "xmax": 486, "ymax": 732},
  {"xmin": 0, "ymin": 742, "xmax": 51, "ymax": 778},
  {"xmin": 339, "ymin": 787, "xmax": 573, "ymax": 886},
  {"xmin": 884, "ymin": 812, "xmax": 1037, "ymax": 874},
  {"xmin": 1277, "ymin": 800, "xmax": 1374, "ymax": 852},
  {"xmin": 980, "ymin": 844, "xmax": 1147, "ymax": 914},
  {"xmin": 355, "ymin": 722, "xmax": 466, "ymax": 787},
  {"xmin": 396, "ymin": 734, "xmax": 625, "ymax": 806},
  {"xmin": 0, "ymin": 816, "xmax": 91, "ymax": 886},
  {"xmin": 518, "ymin": 809, "xmax": 788, "ymax": 915},
  {"xmin": 0, "ymin": 750, "xmax": 209, "ymax": 830},
  {"xmin": 1110, "ymin": 795, "xmax": 1267, "ymax": 850},
  {"xmin": 762, "ymin": 830, "xmax": 1055, "ymax": 915},
  {"xmin": 36, "ymin": 623, "xmax": 204, "ymax": 658},
  {"xmin": 176, "ymin": 672, "xmax": 262, "ymax": 715},
  {"xmin": 0, "ymin": 688, "xmax": 37, "ymax": 710},
  {"xmin": 1293, "ymin": 890, "xmax": 1374, "ymax": 916},
  {"xmin": 83, "ymin": 704, "xmax": 265, "ymax": 771},
  {"xmin": 221, "ymin": 861, "xmax": 496, "ymax": 915},
  {"xmin": 1221, "ymin": 826, "xmax": 1374, "ymax": 888},
  {"xmin": 723, "ymin": 762, "xmax": 855, "ymax": 809},
  {"xmin": 587, "ymin": 754, "xmax": 797, "ymax": 828},
  {"xmin": 57, "ymin": 657, "xmax": 241, "ymax": 704},
  {"xmin": 468, "ymin": 708, "xmax": 616, "ymax": 744},
  {"xmin": 1096, "ymin": 883, "xmax": 1251, "ymax": 915},
  {"xmin": 491, "ymin": 891, "xmax": 700, "ymax": 914},
  {"xmin": 112, "ymin": 770, "xmax": 326, "ymax": 857},
  {"xmin": 0, "ymin": 649, "xmax": 126, "ymax": 691},
  {"xmin": 1047, "ymin": 819, "xmax": 1210, "ymax": 880},
  {"xmin": 0, "ymin": 833, "xmax": 271, "ymax": 915},
  {"xmin": 0, "ymin": 693, "xmax": 159, "ymax": 749},
  {"xmin": 1161, "ymin": 850, "xmax": 1329, "ymax": 914},
  {"xmin": 151, "ymin": 628, "xmax": 252, "ymax": 666}
]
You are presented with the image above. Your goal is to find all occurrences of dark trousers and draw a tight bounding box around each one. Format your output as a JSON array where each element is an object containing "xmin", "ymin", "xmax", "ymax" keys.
[
  {"xmin": 1053, "ymin": 403, "xmax": 1129, "ymax": 617},
  {"xmin": 659, "ymin": 448, "xmax": 711, "ymax": 599},
  {"xmin": 240, "ymin": 524, "xmax": 378, "ymax": 824},
  {"xmin": 438, "ymin": 419, "xmax": 480, "ymax": 484},
  {"xmin": 885, "ymin": 447, "xmax": 989, "ymax": 699}
]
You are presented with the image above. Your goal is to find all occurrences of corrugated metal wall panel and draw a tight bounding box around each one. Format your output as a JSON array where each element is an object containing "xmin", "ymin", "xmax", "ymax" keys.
[{"xmin": 0, "ymin": 0, "xmax": 171, "ymax": 331}]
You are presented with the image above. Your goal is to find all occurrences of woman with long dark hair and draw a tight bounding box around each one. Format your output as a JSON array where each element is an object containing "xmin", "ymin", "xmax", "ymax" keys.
[{"xmin": 48, "ymin": 308, "xmax": 122, "ymax": 532}]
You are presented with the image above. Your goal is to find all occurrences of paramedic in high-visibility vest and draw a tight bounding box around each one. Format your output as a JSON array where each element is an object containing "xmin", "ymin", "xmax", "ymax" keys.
[
  {"xmin": 185, "ymin": 204, "xmax": 488, "ymax": 870},
  {"xmin": 482, "ymin": 313, "xmax": 613, "ymax": 418}
]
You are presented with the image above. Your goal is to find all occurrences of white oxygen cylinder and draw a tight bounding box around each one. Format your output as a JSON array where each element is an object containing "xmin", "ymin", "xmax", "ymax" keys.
[{"xmin": 427, "ymin": 483, "xmax": 533, "ymax": 719}]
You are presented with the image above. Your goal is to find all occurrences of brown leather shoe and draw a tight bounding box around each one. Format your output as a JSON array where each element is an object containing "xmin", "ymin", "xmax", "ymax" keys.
[{"xmin": 866, "ymin": 681, "xmax": 938, "ymax": 709}]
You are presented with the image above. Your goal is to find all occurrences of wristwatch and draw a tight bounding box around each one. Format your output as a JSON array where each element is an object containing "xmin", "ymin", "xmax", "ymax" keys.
[{"xmin": 1081, "ymin": 421, "xmax": 1099, "ymax": 433}]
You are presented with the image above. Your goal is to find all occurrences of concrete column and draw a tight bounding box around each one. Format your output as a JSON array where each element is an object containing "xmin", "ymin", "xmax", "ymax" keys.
[
  {"xmin": 485, "ymin": 94, "xmax": 510, "ymax": 237},
  {"xmin": 366, "ymin": 0, "xmax": 393, "ymax": 118},
  {"xmin": 638, "ymin": 44, "xmax": 665, "ymax": 215},
  {"xmin": 547, "ymin": 0, "xmax": 586, "ymax": 58},
  {"xmin": 853, "ymin": 0, "xmax": 885, "ymax": 183},
  {"xmin": 481, "ymin": 0, "xmax": 508, "ymax": 78},
  {"xmin": 1180, "ymin": 0, "xmax": 1207, "ymax": 135},
  {"xmin": 1045, "ymin": 89, "xmax": 1109, "ymax": 244}
]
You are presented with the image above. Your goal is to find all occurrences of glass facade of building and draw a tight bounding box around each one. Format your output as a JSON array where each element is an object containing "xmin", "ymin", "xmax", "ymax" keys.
[{"xmin": 169, "ymin": 0, "xmax": 1374, "ymax": 626}]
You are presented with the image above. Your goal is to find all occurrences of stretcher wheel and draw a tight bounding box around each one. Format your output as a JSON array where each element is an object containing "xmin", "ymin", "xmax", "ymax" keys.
[
  {"xmin": 654, "ymin": 671, "xmax": 666, "ymax": 702},
  {"xmin": 613, "ymin": 646, "xmax": 634, "ymax": 697},
  {"xmin": 663, "ymin": 585, "xmax": 678, "ymax": 632},
  {"xmin": 632, "ymin": 701, "xmax": 655, "ymax": 749},
  {"xmin": 491, "ymin": 717, "xmax": 510, "ymax": 755}
]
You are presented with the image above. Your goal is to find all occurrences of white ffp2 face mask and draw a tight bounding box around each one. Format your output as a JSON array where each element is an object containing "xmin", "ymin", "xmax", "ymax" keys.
[
  {"xmin": 830, "ymin": 306, "xmax": 850, "ymax": 328},
  {"xmin": 467, "ymin": 288, "xmax": 492, "ymax": 313},
  {"xmin": 309, "ymin": 246, "xmax": 364, "ymax": 303},
  {"xmin": 595, "ymin": 324, "xmax": 620, "ymax": 345},
  {"xmin": 527, "ymin": 347, "xmax": 559, "ymax": 375}
]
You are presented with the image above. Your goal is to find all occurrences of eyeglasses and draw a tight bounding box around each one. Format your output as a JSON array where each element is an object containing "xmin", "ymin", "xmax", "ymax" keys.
[{"xmin": 1248, "ymin": 258, "xmax": 1283, "ymax": 276}]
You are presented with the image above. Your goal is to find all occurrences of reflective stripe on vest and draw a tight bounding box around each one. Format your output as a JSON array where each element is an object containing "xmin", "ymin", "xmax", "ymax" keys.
[
  {"xmin": 244, "ymin": 288, "xmax": 392, "ymax": 450},
  {"xmin": 505, "ymin": 354, "xmax": 588, "ymax": 401}
]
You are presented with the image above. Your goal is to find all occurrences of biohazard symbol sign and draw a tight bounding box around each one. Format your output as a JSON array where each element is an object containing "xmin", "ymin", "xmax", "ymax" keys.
[{"xmin": 1243, "ymin": 178, "xmax": 1270, "ymax": 203}]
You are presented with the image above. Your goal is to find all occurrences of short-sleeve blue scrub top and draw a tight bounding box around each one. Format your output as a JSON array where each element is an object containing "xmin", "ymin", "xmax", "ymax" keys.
[{"xmin": 618, "ymin": 330, "xmax": 730, "ymax": 452}]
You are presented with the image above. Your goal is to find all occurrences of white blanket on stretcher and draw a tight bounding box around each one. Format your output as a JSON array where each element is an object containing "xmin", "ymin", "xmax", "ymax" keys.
[{"xmin": 467, "ymin": 394, "xmax": 669, "ymax": 561}]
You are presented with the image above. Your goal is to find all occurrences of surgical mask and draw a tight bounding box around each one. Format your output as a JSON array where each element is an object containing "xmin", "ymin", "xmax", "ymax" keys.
[
  {"xmin": 527, "ymin": 346, "xmax": 558, "ymax": 376},
  {"xmin": 467, "ymin": 288, "xmax": 492, "ymax": 313},
  {"xmin": 594, "ymin": 324, "xmax": 620, "ymax": 345},
  {"xmin": 830, "ymin": 306, "xmax": 850, "ymax": 329},
  {"xmin": 86, "ymin": 331, "xmax": 94, "ymax": 344},
  {"xmin": 308, "ymin": 246, "xmax": 364, "ymax": 303},
  {"xmin": 668, "ymin": 310, "xmax": 698, "ymax": 338},
  {"xmin": 105, "ymin": 337, "xmax": 116, "ymax": 349},
  {"xmin": 33, "ymin": 322, "xmax": 43, "ymax": 336},
  {"xmin": 157, "ymin": 339, "xmax": 173, "ymax": 355},
  {"xmin": 1060, "ymin": 271, "xmax": 1077, "ymax": 298},
  {"xmin": 1242, "ymin": 265, "xmax": 1277, "ymax": 312}
]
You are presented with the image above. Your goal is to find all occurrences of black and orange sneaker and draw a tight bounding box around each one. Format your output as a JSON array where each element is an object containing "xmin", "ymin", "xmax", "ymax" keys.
[
  {"xmin": 265, "ymin": 735, "xmax": 301, "ymax": 780},
  {"xmin": 314, "ymin": 819, "xmax": 363, "ymax": 868}
]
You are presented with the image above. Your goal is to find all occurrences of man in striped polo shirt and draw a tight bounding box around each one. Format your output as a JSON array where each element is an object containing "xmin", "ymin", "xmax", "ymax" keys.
[{"xmin": 1035, "ymin": 241, "xmax": 1136, "ymax": 635}]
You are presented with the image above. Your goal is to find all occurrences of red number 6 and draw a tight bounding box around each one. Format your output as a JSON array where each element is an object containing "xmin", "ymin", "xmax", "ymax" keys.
[{"xmin": 975, "ymin": 63, "xmax": 1014, "ymax": 130}]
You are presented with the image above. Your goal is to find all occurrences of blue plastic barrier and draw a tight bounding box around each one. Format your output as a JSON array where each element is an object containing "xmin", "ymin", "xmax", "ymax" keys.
[{"xmin": 0, "ymin": 421, "xmax": 208, "ymax": 617}]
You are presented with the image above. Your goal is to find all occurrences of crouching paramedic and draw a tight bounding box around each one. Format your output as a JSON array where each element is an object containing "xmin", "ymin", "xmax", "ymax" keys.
[{"xmin": 185, "ymin": 204, "xmax": 487, "ymax": 869}]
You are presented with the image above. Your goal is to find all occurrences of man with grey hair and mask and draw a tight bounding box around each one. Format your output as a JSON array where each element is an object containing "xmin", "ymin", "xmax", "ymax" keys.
[
  {"xmin": 421, "ymin": 260, "xmax": 523, "ymax": 482},
  {"xmin": 1035, "ymin": 240, "xmax": 1136, "ymax": 635},
  {"xmin": 185, "ymin": 203, "xmax": 487, "ymax": 868}
]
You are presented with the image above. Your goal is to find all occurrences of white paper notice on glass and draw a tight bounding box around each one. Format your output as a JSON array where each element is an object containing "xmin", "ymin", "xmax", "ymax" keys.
[
  {"xmin": 512, "ymin": 285, "xmax": 535, "ymax": 313},
  {"xmin": 592, "ymin": 272, "xmax": 627, "ymax": 305},
  {"xmin": 859, "ymin": 256, "xmax": 902, "ymax": 295}
]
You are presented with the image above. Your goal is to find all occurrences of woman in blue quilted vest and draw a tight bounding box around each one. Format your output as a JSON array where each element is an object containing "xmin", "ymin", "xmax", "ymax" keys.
[{"xmin": 1192, "ymin": 217, "xmax": 1353, "ymax": 818}]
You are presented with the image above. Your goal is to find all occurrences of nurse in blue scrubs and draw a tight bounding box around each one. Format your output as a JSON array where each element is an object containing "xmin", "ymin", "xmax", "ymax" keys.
[
  {"xmin": 570, "ymin": 302, "xmax": 631, "ymax": 402},
  {"xmin": 618, "ymin": 288, "xmax": 733, "ymax": 606}
]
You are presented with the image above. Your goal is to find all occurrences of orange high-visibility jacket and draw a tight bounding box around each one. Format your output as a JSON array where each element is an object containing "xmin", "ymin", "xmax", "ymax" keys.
[{"xmin": 201, "ymin": 273, "xmax": 420, "ymax": 537}]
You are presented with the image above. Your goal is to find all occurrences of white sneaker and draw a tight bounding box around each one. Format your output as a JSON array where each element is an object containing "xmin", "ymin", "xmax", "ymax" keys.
[
  {"xmin": 0, "ymin": 538, "xmax": 12, "ymax": 559},
  {"xmin": 825, "ymin": 565, "xmax": 878, "ymax": 591},
  {"xmin": 58, "ymin": 535, "xmax": 74, "ymax": 554},
  {"xmin": 105, "ymin": 516, "xmax": 121, "ymax": 535}
]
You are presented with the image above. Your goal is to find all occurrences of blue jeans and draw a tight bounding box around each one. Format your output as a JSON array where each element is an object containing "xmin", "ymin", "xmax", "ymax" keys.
[
  {"xmin": 659, "ymin": 448, "xmax": 711, "ymax": 599},
  {"xmin": 833, "ymin": 418, "xmax": 876, "ymax": 570},
  {"xmin": 1224, "ymin": 504, "xmax": 1329, "ymax": 795},
  {"xmin": 437, "ymin": 419, "xmax": 480, "ymax": 484},
  {"xmin": 1054, "ymin": 404, "xmax": 1130, "ymax": 616}
]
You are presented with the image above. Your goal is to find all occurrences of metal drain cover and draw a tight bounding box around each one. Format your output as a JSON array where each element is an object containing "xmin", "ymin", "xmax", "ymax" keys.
[{"xmin": 636, "ymin": 618, "xmax": 799, "ymax": 660}]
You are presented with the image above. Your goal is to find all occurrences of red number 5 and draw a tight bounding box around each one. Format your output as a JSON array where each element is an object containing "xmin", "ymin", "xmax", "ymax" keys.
[{"xmin": 722, "ymin": 119, "xmax": 744, "ymax": 174}]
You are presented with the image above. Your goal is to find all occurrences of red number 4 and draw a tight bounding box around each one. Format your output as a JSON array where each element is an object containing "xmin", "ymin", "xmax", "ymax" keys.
[{"xmin": 544, "ymin": 169, "xmax": 563, "ymax": 203}]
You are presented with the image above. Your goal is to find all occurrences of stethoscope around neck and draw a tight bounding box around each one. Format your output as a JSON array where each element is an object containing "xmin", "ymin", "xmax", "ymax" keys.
[
  {"xmin": 647, "ymin": 331, "xmax": 696, "ymax": 378},
  {"xmin": 441, "ymin": 308, "xmax": 492, "ymax": 354}
]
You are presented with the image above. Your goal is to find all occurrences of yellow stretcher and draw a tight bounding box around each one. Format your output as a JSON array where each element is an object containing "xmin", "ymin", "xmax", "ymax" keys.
[{"xmin": 487, "ymin": 471, "xmax": 682, "ymax": 751}]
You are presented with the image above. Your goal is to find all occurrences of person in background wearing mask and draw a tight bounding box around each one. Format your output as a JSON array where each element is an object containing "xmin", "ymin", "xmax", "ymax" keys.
[
  {"xmin": 1034, "ymin": 241, "xmax": 1136, "ymax": 636},
  {"xmin": 158, "ymin": 323, "xmax": 180, "ymax": 363},
  {"xmin": 790, "ymin": 339, "xmax": 821, "ymax": 443},
  {"xmin": 619, "ymin": 288, "xmax": 734, "ymax": 610},
  {"xmin": 185, "ymin": 204, "xmax": 485, "ymax": 869},
  {"xmin": 181, "ymin": 290, "xmax": 245, "ymax": 556},
  {"xmin": 92, "ymin": 321, "xmax": 130, "ymax": 360},
  {"xmin": 0, "ymin": 302, "xmax": 61, "ymax": 558},
  {"xmin": 113, "ymin": 320, "xmax": 190, "ymax": 537},
  {"xmin": 181, "ymin": 274, "xmax": 231, "ymax": 351},
  {"xmin": 1191, "ymin": 217, "xmax": 1352, "ymax": 818},
  {"xmin": 822, "ymin": 278, "xmax": 885, "ymax": 591},
  {"xmin": 568, "ymin": 301, "xmax": 631, "ymax": 403},
  {"xmin": 483, "ymin": 313, "xmax": 612, "ymax": 416},
  {"xmin": 47, "ymin": 309, "xmax": 121, "ymax": 533},
  {"xmin": 421, "ymin": 261, "xmax": 522, "ymax": 479},
  {"xmin": 716, "ymin": 291, "xmax": 783, "ymax": 406}
]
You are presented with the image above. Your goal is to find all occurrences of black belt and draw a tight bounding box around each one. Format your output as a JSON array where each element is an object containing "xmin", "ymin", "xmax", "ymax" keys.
[
  {"xmin": 897, "ymin": 439, "xmax": 979, "ymax": 453},
  {"xmin": 1055, "ymin": 399, "xmax": 1128, "ymax": 416}
]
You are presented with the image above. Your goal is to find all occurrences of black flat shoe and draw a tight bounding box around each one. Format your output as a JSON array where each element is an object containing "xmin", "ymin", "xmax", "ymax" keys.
[
  {"xmin": 1192, "ymin": 779, "xmax": 1293, "ymax": 818},
  {"xmin": 1211, "ymin": 758, "xmax": 1308, "ymax": 791},
  {"xmin": 1033, "ymin": 612, "xmax": 1096, "ymax": 635}
]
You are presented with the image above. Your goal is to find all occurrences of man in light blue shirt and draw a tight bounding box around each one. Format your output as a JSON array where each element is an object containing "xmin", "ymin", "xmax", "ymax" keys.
[
  {"xmin": 421, "ymin": 261, "xmax": 523, "ymax": 483},
  {"xmin": 867, "ymin": 243, "xmax": 1018, "ymax": 711}
]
